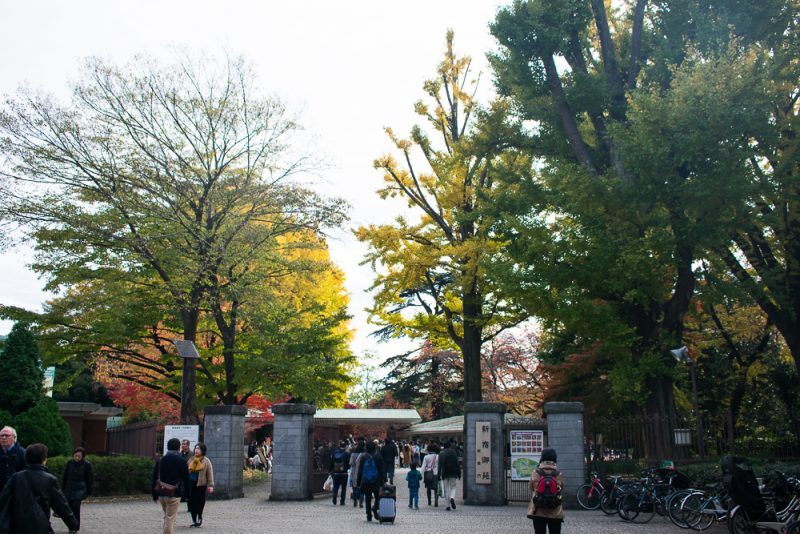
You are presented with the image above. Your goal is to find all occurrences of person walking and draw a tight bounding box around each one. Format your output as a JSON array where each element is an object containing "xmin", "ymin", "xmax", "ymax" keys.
[
  {"xmin": 329, "ymin": 440, "xmax": 350, "ymax": 506},
  {"xmin": 187, "ymin": 442, "xmax": 214, "ymax": 528},
  {"xmin": 152, "ymin": 438, "xmax": 191, "ymax": 534},
  {"xmin": 405, "ymin": 462, "xmax": 422, "ymax": 510},
  {"xmin": 61, "ymin": 447, "xmax": 93, "ymax": 532},
  {"xmin": 380, "ymin": 438, "xmax": 398, "ymax": 485},
  {"xmin": 438, "ymin": 440, "xmax": 461, "ymax": 511},
  {"xmin": 0, "ymin": 426, "xmax": 25, "ymax": 490},
  {"xmin": 527, "ymin": 447, "xmax": 565, "ymax": 534},
  {"xmin": 0, "ymin": 442, "xmax": 78, "ymax": 534},
  {"xmin": 349, "ymin": 440, "xmax": 365, "ymax": 508},
  {"xmin": 356, "ymin": 440, "xmax": 386, "ymax": 522},
  {"xmin": 420, "ymin": 442, "xmax": 440, "ymax": 507}
]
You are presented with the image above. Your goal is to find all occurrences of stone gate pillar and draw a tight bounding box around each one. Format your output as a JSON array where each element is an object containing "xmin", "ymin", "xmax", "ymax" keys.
[
  {"xmin": 463, "ymin": 402, "xmax": 506, "ymax": 506},
  {"xmin": 544, "ymin": 401, "xmax": 584, "ymax": 507},
  {"xmin": 269, "ymin": 403, "xmax": 316, "ymax": 501},
  {"xmin": 203, "ymin": 405, "xmax": 246, "ymax": 499}
]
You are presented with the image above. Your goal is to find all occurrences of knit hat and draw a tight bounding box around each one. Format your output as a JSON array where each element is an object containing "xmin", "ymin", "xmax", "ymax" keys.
[{"xmin": 541, "ymin": 447, "xmax": 557, "ymax": 462}]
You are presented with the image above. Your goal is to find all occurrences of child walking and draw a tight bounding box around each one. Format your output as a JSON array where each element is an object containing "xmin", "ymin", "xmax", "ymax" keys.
[{"xmin": 406, "ymin": 462, "xmax": 422, "ymax": 510}]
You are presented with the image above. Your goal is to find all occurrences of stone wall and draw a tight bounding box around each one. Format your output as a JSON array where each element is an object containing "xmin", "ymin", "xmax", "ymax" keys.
[
  {"xmin": 463, "ymin": 402, "xmax": 506, "ymax": 506},
  {"xmin": 204, "ymin": 405, "xmax": 246, "ymax": 499},
  {"xmin": 544, "ymin": 402, "xmax": 584, "ymax": 507},
  {"xmin": 269, "ymin": 403, "xmax": 316, "ymax": 501}
]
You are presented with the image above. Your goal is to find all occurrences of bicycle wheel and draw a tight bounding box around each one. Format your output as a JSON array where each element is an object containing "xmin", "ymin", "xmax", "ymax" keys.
[
  {"xmin": 786, "ymin": 520, "xmax": 800, "ymax": 534},
  {"xmin": 728, "ymin": 506, "xmax": 756, "ymax": 534},
  {"xmin": 631, "ymin": 493, "xmax": 656, "ymax": 524},
  {"xmin": 576, "ymin": 483, "xmax": 602, "ymax": 510},
  {"xmin": 692, "ymin": 498, "xmax": 719, "ymax": 531},
  {"xmin": 680, "ymin": 492, "xmax": 706, "ymax": 529},
  {"xmin": 600, "ymin": 488, "xmax": 620, "ymax": 515},
  {"xmin": 667, "ymin": 489, "xmax": 695, "ymax": 529},
  {"xmin": 618, "ymin": 492, "xmax": 640, "ymax": 522}
]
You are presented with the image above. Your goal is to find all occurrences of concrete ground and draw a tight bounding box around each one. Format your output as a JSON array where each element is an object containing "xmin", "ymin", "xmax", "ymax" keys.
[{"xmin": 56, "ymin": 468, "xmax": 710, "ymax": 533}]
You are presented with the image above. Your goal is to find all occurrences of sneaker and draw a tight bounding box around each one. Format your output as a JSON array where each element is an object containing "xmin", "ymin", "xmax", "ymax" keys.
[
  {"xmin": 450, "ymin": 498, "xmax": 456, "ymax": 510},
  {"xmin": 408, "ymin": 504, "xmax": 412, "ymax": 508},
  {"xmin": 414, "ymin": 505, "xmax": 419, "ymax": 510},
  {"xmin": 446, "ymin": 506, "xmax": 451, "ymax": 511}
]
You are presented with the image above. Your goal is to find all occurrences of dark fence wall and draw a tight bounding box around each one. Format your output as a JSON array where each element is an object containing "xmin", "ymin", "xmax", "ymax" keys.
[
  {"xmin": 585, "ymin": 412, "xmax": 800, "ymax": 464},
  {"xmin": 106, "ymin": 420, "xmax": 158, "ymax": 458}
]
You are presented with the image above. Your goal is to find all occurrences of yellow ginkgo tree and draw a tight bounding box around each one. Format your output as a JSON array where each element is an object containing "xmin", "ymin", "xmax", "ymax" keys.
[{"xmin": 357, "ymin": 31, "xmax": 525, "ymax": 403}]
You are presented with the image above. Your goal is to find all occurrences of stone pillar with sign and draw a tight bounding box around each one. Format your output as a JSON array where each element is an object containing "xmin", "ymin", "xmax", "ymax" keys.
[
  {"xmin": 203, "ymin": 405, "xmax": 246, "ymax": 499},
  {"xmin": 464, "ymin": 402, "xmax": 506, "ymax": 506}
]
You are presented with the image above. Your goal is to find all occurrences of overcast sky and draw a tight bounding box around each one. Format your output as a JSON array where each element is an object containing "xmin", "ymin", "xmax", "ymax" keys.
[{"xmin": 0, "ymin": 0, "xmax": 505, "ymax": 362}]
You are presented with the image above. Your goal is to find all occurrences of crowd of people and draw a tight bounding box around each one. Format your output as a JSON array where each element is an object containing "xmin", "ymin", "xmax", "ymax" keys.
[{"xmin": 315, "ymin": 437, "xmax": 464, "ymax": 522}]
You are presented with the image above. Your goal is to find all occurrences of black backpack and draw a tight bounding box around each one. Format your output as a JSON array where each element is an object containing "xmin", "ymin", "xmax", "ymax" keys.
[
  {"xmin": 534, "ymin": 468, "xmax": 562, "ymax": 509},
  {"xmin": 332, "ymin": 450, "xmax": 347, "ymax": 473}
]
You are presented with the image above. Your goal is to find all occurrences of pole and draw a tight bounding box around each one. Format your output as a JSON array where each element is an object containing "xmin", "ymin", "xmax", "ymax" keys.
[{"xmin": 689, "ymin": 362, "xmax": 705, "ymax": 458}]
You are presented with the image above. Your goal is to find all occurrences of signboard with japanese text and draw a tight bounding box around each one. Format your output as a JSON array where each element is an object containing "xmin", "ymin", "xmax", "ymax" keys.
[
  {"xmin": 509, "ymin": 430, "xmax": 543, "ymax": 481},
  {"xmin": 475, "ymin": 421, "xmax": 492, "ymax": 485}
]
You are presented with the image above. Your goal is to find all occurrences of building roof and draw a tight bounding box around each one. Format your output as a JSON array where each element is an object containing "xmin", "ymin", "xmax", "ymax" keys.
[
  {"xmin": 313, "ymin": 408, "xmax": 421, "ymax": 425},
  {"xmin": 405, "ymin": 413, "xmax": 546, "ymax": 436}
]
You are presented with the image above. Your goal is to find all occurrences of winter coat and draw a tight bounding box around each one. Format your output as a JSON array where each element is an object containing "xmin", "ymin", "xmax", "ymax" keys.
[
  {"xmin": 355, "ymin": 452, "xmax": 386, "ymax": 490},
  {"xmin": 152, "ymin": 451, "xmax": 191, "ymax": 500},
  {"xmin": 438, "ymin": 447, "xmax": 461, "ymax": 480},
  {"xmin": 189, "ymin": 456, "xmax": 214, "ymax": 488},
  {"xmin": 0, "ymin": 444, "xmax": 25, "ymax": 490},
  {"xmin": 0, "ymin": 464, "xmax": 78, "ymax": 534},
  {"xmin": 527, "ymin": 460, "xmax": 565, "ymax": 520},
  {"xmin": 62, "ymin": 458, "xmax": 93, "ymax": 501}
]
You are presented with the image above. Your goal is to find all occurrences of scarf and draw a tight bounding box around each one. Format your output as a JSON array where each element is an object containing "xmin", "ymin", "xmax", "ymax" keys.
[{"xmin": 189, "ymin": 456, "xmax": 205, "ymax": 473}]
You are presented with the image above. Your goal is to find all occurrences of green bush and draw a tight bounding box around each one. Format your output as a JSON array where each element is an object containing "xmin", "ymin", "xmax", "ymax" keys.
[
  {"xmin": 14, "ymin": 398, "xmax": 72, "ymax": 456},
  {"xmin": 47, "ymin": 454, "xmax": 155, "ymax": 496}
]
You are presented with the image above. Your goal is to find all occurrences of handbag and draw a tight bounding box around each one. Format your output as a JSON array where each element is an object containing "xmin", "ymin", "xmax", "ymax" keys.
[
  {"xmin": 423, "ymin": 469, "xmax": 434, "ymax": 484},
  {"xmin": 323, "ymin": 475, "xmax": 333, "ymax": 492},
  {"xmin": 154, "ymin": 459, "xmax": 178, "ymax": 497}
]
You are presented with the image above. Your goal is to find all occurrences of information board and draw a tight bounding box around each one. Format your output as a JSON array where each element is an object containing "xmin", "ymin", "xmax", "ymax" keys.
[
  {"xmin": 509, "ymin": 430, "xmax": 544, "ymax": 481},
  {"xmin": 163, "ymin": 425, "xmax": 200, "ymax": 455}
]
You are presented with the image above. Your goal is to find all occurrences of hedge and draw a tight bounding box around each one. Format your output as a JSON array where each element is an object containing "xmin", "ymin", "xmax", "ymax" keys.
[{"xmin": 47, "ymin": 455, "xmax": 155, "ymax": 496}]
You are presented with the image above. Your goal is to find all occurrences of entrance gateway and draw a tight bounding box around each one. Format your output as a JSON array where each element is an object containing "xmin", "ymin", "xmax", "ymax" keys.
[{"xmin": 270, "ymin": 402, "xmax": 584, "ymax": 505}]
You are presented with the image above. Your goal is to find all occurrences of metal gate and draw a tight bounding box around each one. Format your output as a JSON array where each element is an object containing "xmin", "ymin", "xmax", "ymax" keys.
[{"xmin": 504, "ymin": 415, "xmax": 547, "ymax": 502}]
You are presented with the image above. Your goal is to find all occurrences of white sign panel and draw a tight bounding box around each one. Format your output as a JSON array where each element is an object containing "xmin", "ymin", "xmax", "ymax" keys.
[
  {"xmin": 509, "ymin": 430, "xmax": 543, "ymax": 481},
  {"xmin": 163, "ymin": 425, "xmax": 200, "ymax": 455},
  {"xmin": 476, "ymin": 421, "xmax": 492, "ymax": 485}
]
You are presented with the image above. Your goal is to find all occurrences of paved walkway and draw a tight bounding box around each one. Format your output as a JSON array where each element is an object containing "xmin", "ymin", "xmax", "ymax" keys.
[{"xmin": 56, "ymin": 468, "xmax": 708, "ymax": 533}]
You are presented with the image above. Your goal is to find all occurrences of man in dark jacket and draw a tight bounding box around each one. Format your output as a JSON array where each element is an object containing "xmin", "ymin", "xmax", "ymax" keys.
[
  {"xmin": 152, "ymin": 438, "xmax": 191, "ymax": 534},
  {"xmin": 329, "ymin": 440, "xmax": 350, "ymax": 505},
  {"xmin": 0, "ymin": 426, "xmax": 25, "ymax": 490},
  {"xmin": 356, "ymin": 441, "xmax": 386, "ymax": 522},
  {"xmin": 438, "ymin": 440, "xmax": 461, "ymax": 511},
  {"xmin": 0, "ymin": 442, "xmax": 78, "ymax": 534},
  {"xmin": 380, "ymin": 439, "xmax": 398, "ymax": 484}
]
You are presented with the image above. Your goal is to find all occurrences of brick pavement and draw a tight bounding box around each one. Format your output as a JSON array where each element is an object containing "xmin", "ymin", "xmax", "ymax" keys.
[{"xmin": 56, "ymin": 468, "xmax": 703, "ymax": 533}]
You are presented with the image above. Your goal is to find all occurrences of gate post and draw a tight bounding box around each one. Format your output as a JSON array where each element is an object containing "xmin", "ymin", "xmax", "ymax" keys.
[
  {"xmin": 269, "ymin": 403, "xmax": 316, "ymax": 501},
  {"xmin": 203, "ymin": 405, "xmax": 247, "ymax": 499},
  {"xmin": 544, "ymin": 402, "xmax": 584, "ymax": 507},
  {"xmin": 463, "ymin": 402, "xmax": 506, "ymax": 506}
]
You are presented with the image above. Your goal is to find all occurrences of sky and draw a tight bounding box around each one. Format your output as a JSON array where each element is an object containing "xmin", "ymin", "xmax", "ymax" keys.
[{"xmin": 0, "ymin": 0, "xmax": 505, "ymax": 363}]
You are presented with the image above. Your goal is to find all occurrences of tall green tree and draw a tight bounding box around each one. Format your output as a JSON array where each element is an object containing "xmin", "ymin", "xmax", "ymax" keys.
[
  {"xmin": 0, "ymin": 322, "xmax": 43, "ymax": 416},
  {"xmin": 487, "ymin": 0, "xmax": 794, "ymax": 455},
  {"xmin": 357, "ymin": 32, "xmax": 524, "ymax": 402},
  {"xmin": 0, "ymin": 54, "xmax": 347, "ymax": 420}
]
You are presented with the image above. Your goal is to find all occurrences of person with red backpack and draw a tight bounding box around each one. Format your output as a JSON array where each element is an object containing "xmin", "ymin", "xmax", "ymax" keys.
[{"xmin": 527, "ymin": 447, "xmax": 565, "ymax": 534}]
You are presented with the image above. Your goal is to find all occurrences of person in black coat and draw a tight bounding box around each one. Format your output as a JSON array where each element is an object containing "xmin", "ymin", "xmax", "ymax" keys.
[
  {"xmin": 356, "ymin": 441, "xmax": 386, "ymax": 522},
  {"xmin": 152, "ymin": 438, "xmax": 190, "ymax": 534},
  {"xmin": 62, "ymin": 447, "xmax": 93, "ymax": 532},
  {"xmin": 0, "ymin": 426, "xmax": 25, "ymax": 490},
  {"xmin": 0, "ymin": 442, "xmax": 78, "ymax": 534}
]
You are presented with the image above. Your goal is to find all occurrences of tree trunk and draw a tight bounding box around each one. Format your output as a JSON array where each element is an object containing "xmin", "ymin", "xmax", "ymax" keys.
[{"xmin": 462, "ymin": 289, "xmax": 483, "ymax": 403}]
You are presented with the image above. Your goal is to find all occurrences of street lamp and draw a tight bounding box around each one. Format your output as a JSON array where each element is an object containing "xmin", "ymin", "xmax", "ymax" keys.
[
  {"xmin": 670, "ymin": 346, "xmax": 705, "ymax": 458},
  {"xmin": 173, "ymin": 339, "xmax": 200, "ymax": 424}
]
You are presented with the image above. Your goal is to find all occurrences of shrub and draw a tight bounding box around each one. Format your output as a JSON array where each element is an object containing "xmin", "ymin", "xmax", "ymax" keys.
[
  {"xmin": 47, "ymin": 454, "xmax": 155, "ymax": 496},
  {"xmin": 14, "ymin": 398, "xmax": 72, "ymax": 456}
]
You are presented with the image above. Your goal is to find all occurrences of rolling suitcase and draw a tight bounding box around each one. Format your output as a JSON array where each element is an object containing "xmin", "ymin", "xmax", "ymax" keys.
[{"xmin": 378, "ymin": 495, "xmax": 396, "ymax": 524}]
